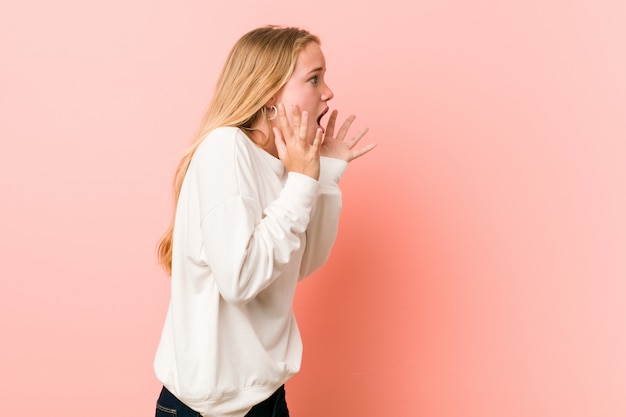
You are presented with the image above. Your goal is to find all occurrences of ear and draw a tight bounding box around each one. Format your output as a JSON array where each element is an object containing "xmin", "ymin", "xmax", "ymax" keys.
[{"xmin": 263, "ymin": 96, "xmax": 274, "ymax": 107}]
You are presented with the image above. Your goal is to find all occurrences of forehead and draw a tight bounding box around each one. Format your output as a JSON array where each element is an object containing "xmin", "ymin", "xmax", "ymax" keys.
[{"xmin": 294, "ymin": 42, "xmax": 326, "ymax": 72}]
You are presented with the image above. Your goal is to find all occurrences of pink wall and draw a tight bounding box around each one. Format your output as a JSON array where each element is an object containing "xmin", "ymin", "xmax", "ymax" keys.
[{"xmin": 1, "ymin": 0, "xmax": 625, "ymax": 416}]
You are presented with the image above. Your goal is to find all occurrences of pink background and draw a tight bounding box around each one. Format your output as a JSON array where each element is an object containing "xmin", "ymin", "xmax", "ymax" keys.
[{"xmin": 1, "ymin": 0, "xmax": 625, "ymax": 416}]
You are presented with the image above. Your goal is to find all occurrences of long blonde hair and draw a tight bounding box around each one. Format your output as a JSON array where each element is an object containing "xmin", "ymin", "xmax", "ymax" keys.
[{"xmin": 157, "ymin": 26, "xmax": 320, "ymax": 275}]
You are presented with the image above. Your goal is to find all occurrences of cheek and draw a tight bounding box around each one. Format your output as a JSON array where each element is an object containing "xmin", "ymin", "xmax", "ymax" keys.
[
  {"xmin": 280, "ymin": 87, "xmax": 314, "ymax": 109},
  {"xmin": 298, "ymin": 97, "xmax": 318, "ymax": 120}
]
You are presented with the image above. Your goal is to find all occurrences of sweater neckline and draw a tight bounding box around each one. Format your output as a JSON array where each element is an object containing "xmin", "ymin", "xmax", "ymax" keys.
[{"xmin": 239, "ymin": 128, "xmax": 286, "ymax": 177}]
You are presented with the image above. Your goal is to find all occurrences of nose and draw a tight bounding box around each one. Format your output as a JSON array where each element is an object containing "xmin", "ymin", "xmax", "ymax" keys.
[{"xmin": 322, "ymin": 83, "xmax": 334, "ymax": 102}]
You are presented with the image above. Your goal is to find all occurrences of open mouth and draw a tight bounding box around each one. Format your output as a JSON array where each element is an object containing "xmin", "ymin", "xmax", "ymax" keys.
[{"xmin": 317, "ymin": 107, "xmax": 329, "ymax": 133}]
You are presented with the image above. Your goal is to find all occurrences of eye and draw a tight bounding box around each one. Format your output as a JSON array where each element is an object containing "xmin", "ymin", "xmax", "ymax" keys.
[{"xmin": 308, "ymin": 75, "xmax": 318, "ymax": 85}]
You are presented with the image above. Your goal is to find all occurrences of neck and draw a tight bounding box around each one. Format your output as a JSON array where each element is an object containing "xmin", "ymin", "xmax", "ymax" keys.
[{"xmin": 247, "ymin": 118, "xmax": 278, "ymax": 158}]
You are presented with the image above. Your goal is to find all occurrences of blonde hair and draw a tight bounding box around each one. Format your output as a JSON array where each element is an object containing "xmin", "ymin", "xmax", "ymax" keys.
[{"xmin": 157, "ymin": 26, "xmax": 320, "ymax": 275}]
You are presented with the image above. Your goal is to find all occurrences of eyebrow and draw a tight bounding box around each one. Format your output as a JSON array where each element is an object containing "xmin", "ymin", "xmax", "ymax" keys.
[{"xmin": 307, "ymin": 67, "xmax": 324, "ymax": 75}]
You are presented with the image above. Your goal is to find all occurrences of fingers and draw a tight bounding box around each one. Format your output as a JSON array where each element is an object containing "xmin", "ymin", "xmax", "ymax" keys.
[
  {"xmin": 318, "ymin": 110, "xmax": 375, "ymax": 162},
  {"xmin": 276, "ymin": 104, "xmax": 309, "ymax": 143},
  {"xmin": 273, "ymin": 105, "xmax": 321, "ymax": 179},
  {"xmin": 335, "ymin": 114, "xmax": 356, "ymax": 141},
  {"xmin": 273, "ymin": 127, "xmax": 286, "ymax": 158},
  {"xmin": 312, "ymin": 128, "xmax": 323, "ymax": 152},
  {"xmin": 350, "ymin": 142, "xmax": 377, "ymax": 161},
  {"xmin": 299, "ymin": 109, "xmax": 309, "ymax": 142},
  {"xmin": 346, "ymin": 126, "xmax": 370, "ymax": 149},
  {"xmin": 324, "ymin": 110, "xmax": 338, "ymax": 139},
  {"xmin": 292, "ymin": 105, "xmax": 301, "ymax": 137},
  {"xmin": 347, "ymin": 125, "xmax": 375, "ymax": 161},
  {"xmin": 276, "ymin": 105, "xmax": 376, "ymax": 164},
  {"xmin": 276, "ymin": 104, "xmax": 291, "ymax": 140}
]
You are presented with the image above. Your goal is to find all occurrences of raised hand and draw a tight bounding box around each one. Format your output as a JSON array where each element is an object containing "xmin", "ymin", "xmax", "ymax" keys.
[
  {"xmin": 321, "ymin": 110, "xmax": 376, "ymax": 162},
  {"xmin": 273, "ymin": 104, "xmax": 324, "ymax": 180}
]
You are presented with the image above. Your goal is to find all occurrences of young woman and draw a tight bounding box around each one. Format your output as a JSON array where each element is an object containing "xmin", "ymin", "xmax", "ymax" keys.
[{"xmin": 154, "ymin": 25, "xmax": 375, "ymax": 417}]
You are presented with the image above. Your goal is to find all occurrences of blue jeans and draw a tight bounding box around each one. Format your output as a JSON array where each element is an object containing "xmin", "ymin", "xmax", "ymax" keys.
[{"xmin": 155, "ymin": 385, "xmax": 290, "ymax": 417}]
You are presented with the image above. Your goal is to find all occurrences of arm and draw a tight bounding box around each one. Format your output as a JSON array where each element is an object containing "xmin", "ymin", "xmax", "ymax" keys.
[
  {"xmin": 298, "ymin": 157, "xmax": 347, "ymax": 279},
  {"xmin": 298, "ymin": 110, "xmax": 376, "ymax": 278},
  {"xmin": 196, "ymin": 129, "xmax": 320, "ymax": 305}
]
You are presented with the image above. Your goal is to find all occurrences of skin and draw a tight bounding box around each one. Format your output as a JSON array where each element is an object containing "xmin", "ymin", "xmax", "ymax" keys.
[{"xmin": 251, "ymin": 42, "xmax": 376, "ymax": 180}]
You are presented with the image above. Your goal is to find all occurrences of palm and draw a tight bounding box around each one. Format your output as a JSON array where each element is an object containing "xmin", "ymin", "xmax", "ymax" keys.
[{"xmin": 321, "ymin": 110, "xmax": 375, "ymax": 162}]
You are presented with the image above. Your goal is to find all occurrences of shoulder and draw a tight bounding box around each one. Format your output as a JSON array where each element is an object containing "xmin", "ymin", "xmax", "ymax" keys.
[
  {"xmin": 199, "ymin": 126, "xmax": 244, "ymax": 148},
  {"xmin": 192, "ymin": 127, "xmax": 261, "ymax": 176},
  {"xmin": 195, "ymin": 127, "xmax": 257, "ymax": 156},
  {"xmin": 208, "ymin": 126, "xmax": 245, "ymax": 140}
]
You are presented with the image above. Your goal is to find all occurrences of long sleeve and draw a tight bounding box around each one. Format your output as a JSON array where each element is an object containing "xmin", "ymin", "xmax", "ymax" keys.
[
  {"xmin": 192, "ymin": 128, "xmax": 320, "ymax": 304},
  {"xmin": 155, "ymin": 127, "xmax": 347, "ymax": 416},
  {"xmin": 298, "ymin": 156, "xmax": 348, "ymax": 279}
]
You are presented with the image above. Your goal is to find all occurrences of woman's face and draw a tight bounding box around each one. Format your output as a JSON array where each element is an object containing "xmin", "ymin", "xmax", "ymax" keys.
[{"xmin": 273, "ymin": 42, "xmax": 334, "ymax": 142}]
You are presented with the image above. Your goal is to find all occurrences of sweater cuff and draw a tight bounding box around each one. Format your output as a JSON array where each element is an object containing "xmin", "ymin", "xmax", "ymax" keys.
[
  {"xmin": 319, "ymin": 157, "xmax": 348, "ymax": 186},
  {"xmin": 283, "ymin": 171, "xmax": 321, "ymax": 207}
]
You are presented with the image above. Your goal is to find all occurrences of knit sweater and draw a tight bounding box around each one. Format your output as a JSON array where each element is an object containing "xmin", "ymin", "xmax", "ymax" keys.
[{"xmin": 154, "ymin": 127, "xmax": 347, "ymax": 417}]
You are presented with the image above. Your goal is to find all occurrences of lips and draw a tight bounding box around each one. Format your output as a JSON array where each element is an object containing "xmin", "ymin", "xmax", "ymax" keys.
[{"xmin": 317, "ymin": 107, "xmax": 329, "ymax": 133}]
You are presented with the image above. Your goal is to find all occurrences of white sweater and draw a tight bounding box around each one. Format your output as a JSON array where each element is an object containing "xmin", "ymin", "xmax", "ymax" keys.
[{"xmin": 154, "ymin": 127, "xmax": 347, "ymax": 417}]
